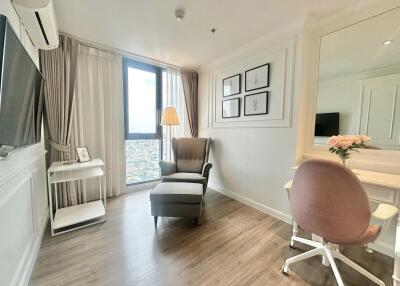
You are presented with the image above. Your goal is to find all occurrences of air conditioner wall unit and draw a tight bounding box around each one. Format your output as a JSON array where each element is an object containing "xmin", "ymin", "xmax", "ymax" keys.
[{"xmin": 12, "ymin": 0, "xmax": 59, "ymax": 50}]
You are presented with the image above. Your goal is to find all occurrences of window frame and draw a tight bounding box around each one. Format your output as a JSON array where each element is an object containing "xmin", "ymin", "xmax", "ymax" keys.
[{"xmin": 122, "ymin": 58, "xmax": 163, "ymax": 140}]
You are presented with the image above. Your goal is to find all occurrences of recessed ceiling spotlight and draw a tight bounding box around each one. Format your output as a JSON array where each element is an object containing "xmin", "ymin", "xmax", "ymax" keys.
[
  {"xmin": 175, "ymin": 9, "xmax": 185, "ymax": 22},
  {"xmin": 383, "ymin": 40, "xmax": 393, "ymax": 45}
]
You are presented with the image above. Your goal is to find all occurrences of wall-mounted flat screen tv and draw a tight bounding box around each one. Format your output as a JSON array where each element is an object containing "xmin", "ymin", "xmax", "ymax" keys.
[
  {"xmin": 0, "ymin": 15, "xmax": 44, "ymax": 151},
  {"xmin": 314, "ymin": 112, "xmax": 339, "ymax": 137}
]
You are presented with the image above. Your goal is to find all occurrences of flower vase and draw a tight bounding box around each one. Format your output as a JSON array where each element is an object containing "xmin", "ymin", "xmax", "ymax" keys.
[{"xmin": 340, "ymin": 153, "xmax": 351, "ymax": 168}]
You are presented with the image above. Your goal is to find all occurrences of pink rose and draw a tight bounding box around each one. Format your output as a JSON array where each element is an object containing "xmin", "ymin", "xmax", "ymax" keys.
[
  {"xmin": 327, "ymin": 136, "xmax": 340, "ymax": 147},
  {"xmin": 359, "ymin": 135, "xmax": 371, "ymax": 143},
  {"xmin": 337, "ymin": 136, "xmax": 353, "ymax": 148},
  {"xmin": 351, "ymin": 135, "xmax": 361, "ymax": 144}
]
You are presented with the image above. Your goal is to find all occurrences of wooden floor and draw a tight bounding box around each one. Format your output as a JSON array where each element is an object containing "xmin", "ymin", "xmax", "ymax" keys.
[{"xmin": 30, "ymin": 189, "xmax": 394, "ymax": 286}]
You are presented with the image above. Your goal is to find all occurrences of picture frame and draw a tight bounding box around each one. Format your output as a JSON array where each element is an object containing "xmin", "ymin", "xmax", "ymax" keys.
[
  {"xmin": 76, "ymin": 146, "xmax": 91, "ymax": 163},
  {"xmin": 245, "ymin": 63, "xmax": 270, "ymax": 92},
  {"xmin": 244, "ymin": 92, "xmax": 269, "ymax": 116},
  {"xmin": 223, "ymin": 74, "xmax": 241, "ymax": 97},
  {"xmin": 222, "ymin": 98, "xmax": 240, "ymax": 118}
]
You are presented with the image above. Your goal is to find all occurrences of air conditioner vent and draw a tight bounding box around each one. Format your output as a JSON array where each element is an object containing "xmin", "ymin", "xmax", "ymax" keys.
[
  {"xmin": 12, "ymin": 0, "xmax": 59, "ymax": 50},
  {"xmin": 34, "ymin": 12, "xmax": 49, "ymax": 45}
]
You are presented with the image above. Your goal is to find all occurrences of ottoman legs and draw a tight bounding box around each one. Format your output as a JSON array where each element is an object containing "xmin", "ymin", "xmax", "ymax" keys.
[{"xmin": 153, "ymin": 216, "xmax": 199, "ymax": 228}]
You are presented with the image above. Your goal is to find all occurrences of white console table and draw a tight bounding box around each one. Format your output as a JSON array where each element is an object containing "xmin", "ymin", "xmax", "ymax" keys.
[
  {"xmin": 290, "ymin": 166, "xmax": 400, "ymax": 285},
  {"xmin": 47, "ymin": 159, "xmax": 106, "ymax": 236}
]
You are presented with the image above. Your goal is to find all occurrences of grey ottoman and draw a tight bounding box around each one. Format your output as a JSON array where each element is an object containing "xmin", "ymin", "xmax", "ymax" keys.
[{"xmin": 150, "ymin": 182, "xmax": 203, "ymax": 227}]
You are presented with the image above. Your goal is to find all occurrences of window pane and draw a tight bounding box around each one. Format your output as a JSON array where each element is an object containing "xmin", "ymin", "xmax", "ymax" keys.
[
  {"xmin": 125, "ymin": 140, "xmax": 161, "ymax": 184},
  {"xmin": 127, "ymin": 67, "xmax": 156, "ymax": 134}
]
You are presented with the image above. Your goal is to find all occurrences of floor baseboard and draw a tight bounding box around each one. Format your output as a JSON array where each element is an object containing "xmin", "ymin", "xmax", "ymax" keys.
[{"xmin": 208, "ymin": 183, "xmax": 292, "ymax": 224}]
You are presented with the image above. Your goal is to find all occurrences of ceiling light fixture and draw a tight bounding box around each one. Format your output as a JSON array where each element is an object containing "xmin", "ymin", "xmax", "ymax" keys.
[
  {"xmin": 175, "ymin": 9, "xmax": 185, "ymax": 22},
  {"xmin": 383, "ymin": 40, "xmax": 393, "ymax": 45}
]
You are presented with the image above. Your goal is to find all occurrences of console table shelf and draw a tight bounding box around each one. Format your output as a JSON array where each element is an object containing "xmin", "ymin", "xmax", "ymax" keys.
[
  {"xmin": 53, "ymin": 200, "xmax": 105, "ymax": 229},
  {"xmin": 47, "ymin": 159, "xmax": 106, "ymax": 236}
]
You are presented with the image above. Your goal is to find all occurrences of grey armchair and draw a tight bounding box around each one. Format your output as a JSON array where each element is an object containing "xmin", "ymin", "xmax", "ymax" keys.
[{"xmin": 159, "ymin": 137, "xmax": 212, "ymax": 194}]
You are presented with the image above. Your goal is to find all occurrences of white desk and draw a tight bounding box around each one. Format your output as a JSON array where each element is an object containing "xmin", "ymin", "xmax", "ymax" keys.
[
  {"xmin": 47, "ymin": 159, "xmax": 106, "ymax": 236},
  {"xmin": 290, "ymin": 166, "xmax": 400, "ymax": 285}
]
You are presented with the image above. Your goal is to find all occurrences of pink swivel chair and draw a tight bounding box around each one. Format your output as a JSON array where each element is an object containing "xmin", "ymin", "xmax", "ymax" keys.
[{"xmin": 282, "ymin": 160, "xmax": 385, "ymax": 286}]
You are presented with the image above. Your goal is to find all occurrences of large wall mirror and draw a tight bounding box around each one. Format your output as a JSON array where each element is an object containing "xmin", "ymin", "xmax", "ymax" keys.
[{"xmin": 314, "ymin": 7, "xmax": 400, "ymax": 151}]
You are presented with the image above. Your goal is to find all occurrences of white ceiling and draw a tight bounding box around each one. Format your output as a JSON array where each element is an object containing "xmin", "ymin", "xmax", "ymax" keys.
[
  {"xmin": 54, "ymin": 0, "xmax": 363, "ymax": 70},
  {"xmin": 319, "ymin": 6, "xmax": 400, "ymax": 81}
]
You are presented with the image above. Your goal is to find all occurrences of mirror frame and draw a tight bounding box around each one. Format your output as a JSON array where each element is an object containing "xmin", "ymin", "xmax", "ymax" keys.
[{"xmin": 299, "ymin": 2, "xmax": 400, "ymax": 173}]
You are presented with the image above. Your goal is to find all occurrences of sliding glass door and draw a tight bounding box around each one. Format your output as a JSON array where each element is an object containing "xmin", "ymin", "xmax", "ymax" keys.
[{"xmin": 123, "ymin": 59, "xmax": 162, "ymax": 185}]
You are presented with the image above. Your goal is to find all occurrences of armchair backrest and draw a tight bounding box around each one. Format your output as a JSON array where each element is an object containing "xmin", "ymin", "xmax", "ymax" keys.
[{"xmin": 172, "ymin": 137, "xmax": 211, "ymax": 173}]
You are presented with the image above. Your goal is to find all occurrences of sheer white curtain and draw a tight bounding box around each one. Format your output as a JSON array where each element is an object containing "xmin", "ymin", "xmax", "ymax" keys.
[
  {"xmin": 162, "ymin": 68, "xmax": 191, "ymax": 160},
  {"xmin": 71, "ymin": 45, "xmax": 126, "ymax": 202}
]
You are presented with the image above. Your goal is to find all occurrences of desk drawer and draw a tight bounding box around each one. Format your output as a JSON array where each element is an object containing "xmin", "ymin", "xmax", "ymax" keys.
[{"xmin": 363, "ymin": 184, "xmax": 396, "ymax": 204}]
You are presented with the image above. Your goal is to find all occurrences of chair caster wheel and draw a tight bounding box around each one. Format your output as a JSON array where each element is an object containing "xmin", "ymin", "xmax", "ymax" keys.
[
  {"xmin": 282, "ymin": 264, "xmax": 291, "ymax": 276},
  {"xmin": 364, "ymin": 245, "xmax": 374, "ymax": 253}
]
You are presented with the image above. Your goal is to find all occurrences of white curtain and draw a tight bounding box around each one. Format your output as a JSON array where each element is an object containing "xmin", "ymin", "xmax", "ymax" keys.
[
  {"xmin": 162, "ymin": 68, "xmax": 191, "ymax": 160},
  {"xmin": 71, "ymin": 45, "xmax": 126, "ymax": 202}
]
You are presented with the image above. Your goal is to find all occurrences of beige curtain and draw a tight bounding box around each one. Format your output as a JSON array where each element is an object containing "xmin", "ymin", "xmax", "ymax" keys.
[
  {"xmin": 162, "ymin": 68, "xmax": 191, "ymax": 160},
  {"xmin": 40, "ymin": 35, "xmax": 79, "ymax": 207},
  {"xmin": 181, "ymin": 70, "xmax": 199, "ymax": 137},
  {"xmin": 71, "ymin": 45, "xmax": 126, "ymax": 200}
]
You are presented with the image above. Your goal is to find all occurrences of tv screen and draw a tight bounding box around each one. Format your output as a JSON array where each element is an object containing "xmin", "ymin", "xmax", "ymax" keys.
[
  {"xmin": 0, "ymin": 16, "xmax": 44, "ymax": 150},
  {"xmin": 315, "ymin": 112, "xmax": 339, "ymax": 137}
]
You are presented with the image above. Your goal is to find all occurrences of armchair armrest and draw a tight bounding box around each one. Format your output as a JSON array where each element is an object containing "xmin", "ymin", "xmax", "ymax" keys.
[
  {"xmin": 202, "ymin": 162, "xmax": 213, "ymax": 179},
  {"xmin": 372, "ymin": 203, "xmax": 398, "ymax": 221},
  {"xmin": 159, "ymin": 161, "xmax": 176, "ymax": 176}
]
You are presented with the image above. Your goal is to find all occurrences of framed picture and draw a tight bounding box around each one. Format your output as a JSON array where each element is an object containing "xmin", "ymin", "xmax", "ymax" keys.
[
  {"xmin": 245, "ymin": 63, "xmax": 270, "ymax": 92},
  {"xmin": 244, "ymin": 92, "xmax": 268, "ymax": 116},
  {"xmin": 223, "ymin": 74, "xmax": 241, "ymax": 97},
  {"xmin": 222, "ymin": 98, "xmax": 240, "ymax": 118},
  {"xmin": 76, "ymin": 146, "xmax": 91, "ymax": 163}
]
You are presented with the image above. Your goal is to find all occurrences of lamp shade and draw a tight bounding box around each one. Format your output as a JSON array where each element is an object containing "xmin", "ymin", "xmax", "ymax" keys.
[{"xmin": 161, "ymin": 107, "xmax": 180, "ymax": 125}]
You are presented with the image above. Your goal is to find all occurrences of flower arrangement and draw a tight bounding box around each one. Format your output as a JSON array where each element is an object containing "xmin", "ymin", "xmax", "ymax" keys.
[{"xmin": 327, "ymin": 135, "xmax": 371, "ymax": 166}]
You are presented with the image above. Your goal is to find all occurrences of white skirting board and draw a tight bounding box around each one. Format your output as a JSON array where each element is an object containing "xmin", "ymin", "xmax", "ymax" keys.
[
  {"xmin": 208, "ymin": 183, "xmax": 395, "ymax": 258},
  {"xmin": 208, "ymin": 183, "xmax": 292, "ymax": 224}
]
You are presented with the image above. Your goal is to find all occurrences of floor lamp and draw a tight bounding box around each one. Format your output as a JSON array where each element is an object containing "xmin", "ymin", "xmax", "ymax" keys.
[{"xmin": 161, "ymin": 107, "xmax": 180, "ymax": 161}]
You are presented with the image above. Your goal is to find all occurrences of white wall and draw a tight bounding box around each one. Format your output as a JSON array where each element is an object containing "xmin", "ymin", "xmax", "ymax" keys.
[
  {"xmin": 0, "ymin": 1, "xmax": 48, "ymax": 286},
  {"xmin": 198, "ymin": 22, "xmax": 304, "ymax": 223}
]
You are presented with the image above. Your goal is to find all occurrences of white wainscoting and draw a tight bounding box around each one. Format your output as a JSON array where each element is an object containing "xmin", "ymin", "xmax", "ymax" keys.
[
  {"xmin": 316, "ymin": 72, "xmax": 400, "ymax": 150},
  {"xmin": 0, "ymin": 146, "xmax": 48, "ymax": 286},
  {"xmin": 0, "ymin": 1, "xmax": 48, "ymax": 285}
]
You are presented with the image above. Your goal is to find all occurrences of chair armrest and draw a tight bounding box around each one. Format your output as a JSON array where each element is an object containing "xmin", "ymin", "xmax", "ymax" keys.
[
  {"xmin": 372, "ymin": 203, "xmax": 398, "ymax": 221},
  {"xmin": 202, "ymin": 162, "xmax": 213, "ymax": 179},
  {"xmin": 159, "ymin": 161, "xmax": 176, "ymax": 176},
  {"xmin": 284, "ymin": 180, "xmax": 293, "ymax": 201}
]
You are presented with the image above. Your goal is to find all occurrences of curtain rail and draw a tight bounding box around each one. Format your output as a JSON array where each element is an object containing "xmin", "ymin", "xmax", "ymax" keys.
[{"xmin": 59, "ymin": 31, "xmax": 196, "ymax": 73}]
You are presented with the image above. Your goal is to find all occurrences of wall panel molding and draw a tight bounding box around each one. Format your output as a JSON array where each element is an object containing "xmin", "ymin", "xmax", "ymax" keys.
[
  {"xmin": 204, "ymin": 35, "xmax": 296, "ymax": 129},
  {"xmin": 0, "ymin": 145, "xmax": 46, "ymax": 187}
]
